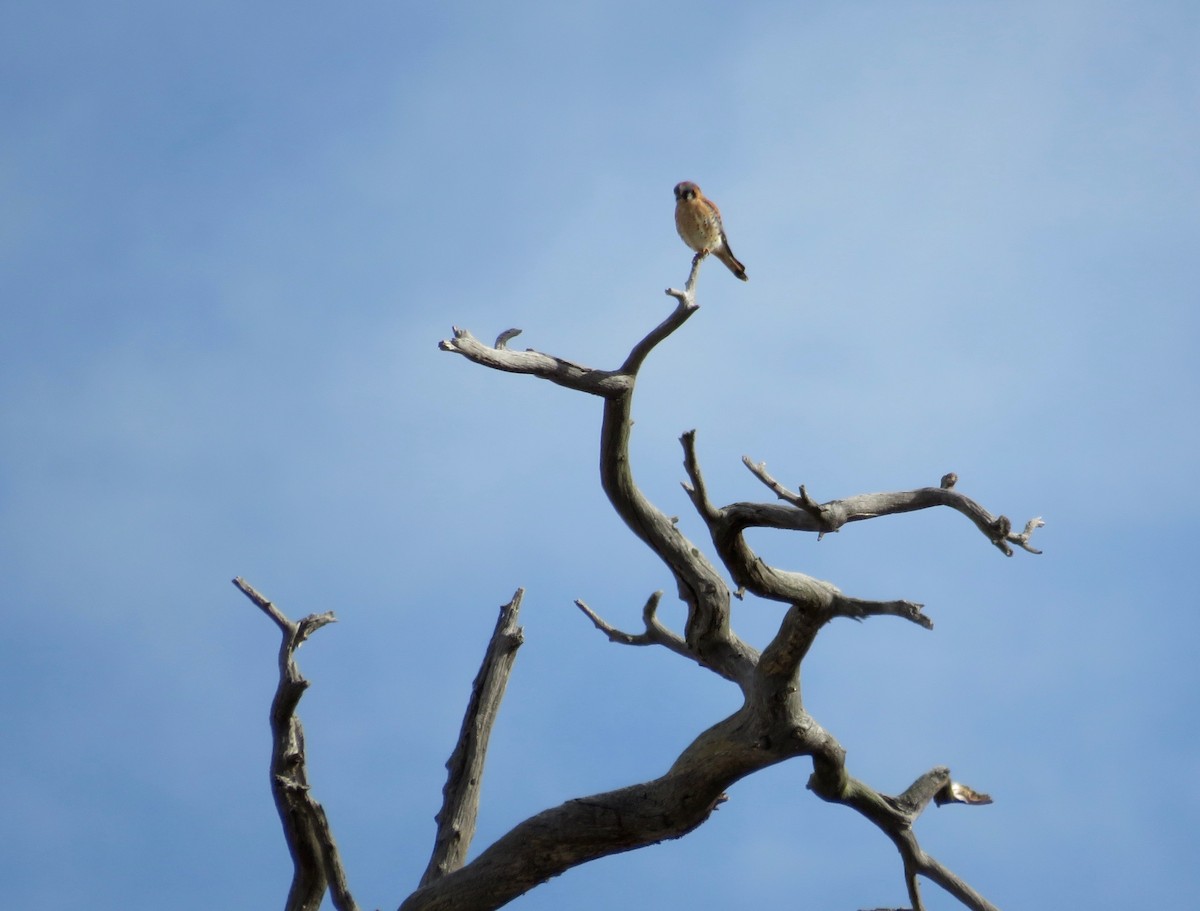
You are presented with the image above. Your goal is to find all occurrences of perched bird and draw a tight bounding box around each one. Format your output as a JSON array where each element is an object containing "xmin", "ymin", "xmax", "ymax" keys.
[{"xmin": 673, "ymin": 181, "xmax": 748, "ymax": 281}]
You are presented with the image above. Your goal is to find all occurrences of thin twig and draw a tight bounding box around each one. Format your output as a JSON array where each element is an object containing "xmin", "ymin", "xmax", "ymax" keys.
[{"xmin": 574, "ymin": 592, "xmax": 692, "ymax": 662}]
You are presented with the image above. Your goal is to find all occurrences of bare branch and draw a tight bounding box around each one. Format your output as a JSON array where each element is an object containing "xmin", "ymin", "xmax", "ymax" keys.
[
  {"xmin": 906, "ymin": 842, "xmax": 1001, "ymax": 911},
  {"xmin": 675, "ymin": 437, "xmax": 1012, "ymax": 911},
  {"xmin": 756, "ymin": 603, "xmax": 824, "ymax": 684},
  {"xmin": 810, "ymin": 768, "xmax": 1000, "ymax": 911},
  {"xmin": 494, "ymin": 327, "xmax": 522, "ymax": 349},
  {"xmin": 833, "ymin": 593, "xmax": 932, "ymax": 630},
  {"xmin": 733, "ymin": 460, "xmax": 1045, "ymax": 557},
  {"xmin": 231, "ymin": 577, "xmax": 359, "ymax": 911},
  {"xmin": 431, "ymin": 266, "xmax": 1023, "ymax": 911},
  {"xmin": 234, "ymin": 575, "xmax": 292, "ymax": 633},
  {"xmin": 591, "ymin": 307, "xmax": 756, "ymax": 684},
  {"xmin": 439, "ymin": 288, "xmax": 755, "ymax": 680},
  {"xmin": 679, "ymin": 429, "xmax": 722, "ymax": 524},
  {"xmin": 663, "ymin": 253, "xmax": 706, "ymax": 310},
  {"xmin": 438, "ymin": 326, "xmax": 629, "ymax": 397},
  {"xmin": 573, "ymin": 592, "xmax": 692, "ymax": 662},
  {"xmin": 400, "ymin": 706, "xmax": 806, "ymax": 911},
  {"xmin": 574, "ymin": 598, "xmax": 649, "ymax": 645},
  {"xmin": 619, "ymin": 296, "xmax": 699, "ymax": 375},
  {"xmin": 742, "ymin": 456, "xmax": 834, "ymax": 534},
  {"xmin": 421, "ymin": 590, "xmax": 526, "ymax": 887},
  {"xmin": 1010, "ymin": 516, "xmax": 1046, "ymax": 554},
  {"xmin": 893, "ymin": 766, "xmax": 952, "ymax": 816},
  {"xmin": 905, "ymin": 857, "xmax": 926, "ymax": 911}
]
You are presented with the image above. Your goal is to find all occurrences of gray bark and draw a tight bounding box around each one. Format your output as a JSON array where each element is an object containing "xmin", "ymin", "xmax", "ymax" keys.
[{"xmin": 236, "ymin": 255, "xmax": 1042, "ymax": 911}]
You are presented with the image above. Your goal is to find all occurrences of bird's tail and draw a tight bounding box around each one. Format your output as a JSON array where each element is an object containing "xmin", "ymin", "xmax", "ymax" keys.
[{"xmin": 717, "ymin": 247, "xmax": 748, "ymax": 281}]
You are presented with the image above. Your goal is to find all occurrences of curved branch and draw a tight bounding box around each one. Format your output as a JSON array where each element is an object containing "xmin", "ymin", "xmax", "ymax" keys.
[
  {"xmin": 880, "ymin": 826, "xmax": 1000, "ymax": 911},
  {"xmin": 679, "ymin": 428, "xmax": 722, "ymax": 525},
  {"xmin": 740, "ymin": 458, "xmax": 1044, "ymax": 556},
  {"xmin": 809, "ymin": 765, "xmax": 1000, "ymax": 911},
  {"xmin": 598, "ymin": 388, "xmax": 754, "ymax": 682},
  {"xmin": 441, "ymin": 290, "xmax": 757, "ymax": 685},
  {"xmin": 682, "ymin": 433, "xmax": 844, "ymax": 614},
  {"xmin": 438, "ymin": 327, "xmax": 629, "ymax": 397},
  {"xmin": 401, "ymin": 705, "xmax": 806, "ymax": 911},
  {"xmin": 620, "ymin": 295, "xmax": 698, "ymax": 374},
  {"xmin": 437, "ymin": 275, "xmax": 1012, "ymax": 911},
  {"xmin": 573, "ymin": 591, "xmax": 692, "ymax": 661},
  {"xmin": 834, "ymin": 594, "xmax": 931, "ymax": 630},
  {"xmin": 232, "ymin": 577, "xmax": 359, "ymax": 911}
]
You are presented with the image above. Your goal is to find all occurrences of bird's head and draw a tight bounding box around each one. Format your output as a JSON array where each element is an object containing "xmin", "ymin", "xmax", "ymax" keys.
[{"xmin": 674, "ymin": 181, "xmax": 700, "ymax": 201}]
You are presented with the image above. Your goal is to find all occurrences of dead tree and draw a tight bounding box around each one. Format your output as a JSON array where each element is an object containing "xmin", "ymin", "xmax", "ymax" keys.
[{"xmin": 234, "ymin": 254, "xmax": 1043, "ymax": 911}]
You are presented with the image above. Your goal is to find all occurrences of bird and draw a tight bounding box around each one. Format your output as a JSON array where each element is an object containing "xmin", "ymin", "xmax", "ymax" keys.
[{"xmin": 673, "ymin": 181, "xmax": 748, "ymax": 281}]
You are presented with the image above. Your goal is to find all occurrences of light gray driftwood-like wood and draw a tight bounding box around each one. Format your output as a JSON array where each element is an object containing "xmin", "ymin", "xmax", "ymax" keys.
[
  {"xmin": 420, "ymin": 590, "xmax": 526, "ymax": 887},
  {"xmin": 237, "ymin": 252, "xmax": 1041, "ymax": 911},
  {"xmin": 232, "ymin": 577, "xmax": 359, "ymax": 911},
  {"xmin": 424, "ymin": 253, "xmax": 1039, "ymax": 911}
]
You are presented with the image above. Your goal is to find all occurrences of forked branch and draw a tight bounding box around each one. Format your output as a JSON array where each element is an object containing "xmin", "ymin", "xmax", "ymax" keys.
[
  {"xmin": 232, "ymin": 577, "xmax": 359, "ymax": 911},
  {"xmin": 741, "ymin": 456, "xmax": 1044, "ymax": 556},
  {"xmin": 573, "ymin": 591, "xmax": 690, "ymax": 654},
  {"xmin": 429, "ymin": 264, "xmax": 1020, "ymax": 909},
  {"xmin": 438, "ymin": 283, "xmax": 756, "ymax": 685}
]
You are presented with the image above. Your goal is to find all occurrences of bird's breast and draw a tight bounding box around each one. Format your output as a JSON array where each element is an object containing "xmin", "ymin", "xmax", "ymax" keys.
[{"xmin": 675, "ymin": 200, "xmax": 721, "ymax": 252}]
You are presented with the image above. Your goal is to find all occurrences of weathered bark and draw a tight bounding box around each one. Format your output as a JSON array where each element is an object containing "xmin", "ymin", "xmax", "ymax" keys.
[
  {"xmin": 424, "ymin": 257, "xmax": 1037, "ymax": 910},
  {"xmin": 420, "ymin": 591, "xmax": 526, "ymax": 887},
  {"xmin": 232, "ymin": 577, "xmax": 359, "ymax": 911},
  {"xmin": 237, "ymin": 253, "xmax": 1041, "ymax": 911}
]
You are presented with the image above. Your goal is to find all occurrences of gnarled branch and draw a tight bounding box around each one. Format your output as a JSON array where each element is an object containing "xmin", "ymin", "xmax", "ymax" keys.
[
  {"xmin": 438, "ymin": 327, "xmax": 629, "ymax": 397},
  {"xmin": 573, "ymin": 591, "xmax": 691, "ymax": 660},
  {"xmin": 740, "ymin": 456, "xmax": 1044, "ymax": 556},
  {"xmin": 428, "ymin": 266, "xmax": 1019, "ymax": 909},
  {"xmin": 232, "ymin": 577, "xmax": 359, "ymax": 911}
]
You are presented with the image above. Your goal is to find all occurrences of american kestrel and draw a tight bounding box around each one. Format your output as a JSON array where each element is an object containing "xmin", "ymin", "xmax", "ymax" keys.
[{"xmin": 673, "ymin": 181, "xmax": 748, "ymax": 281}]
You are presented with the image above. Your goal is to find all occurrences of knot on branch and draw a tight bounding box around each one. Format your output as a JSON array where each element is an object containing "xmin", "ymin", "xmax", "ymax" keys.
[
  {"xmin": 806, "ymin": 767, "xmax": 846, "ymax": 803},
  {"xmin": 742, "ymin": 457, "xmax": 841, "ymax": 535},
  {"xmin": 275, "ymin": 773, "xmax": 312, "ymax": 793},
  {"xmin": 499, "ymin": 630, "xmax": 525, "ymax": 652},
  {"xmin": 990, "ymin": 514, "xmax": 1012, "ymax": 540},
  {"xmin": 987, "ymin": 515, "xmax": 1016, "ymax": 556}
]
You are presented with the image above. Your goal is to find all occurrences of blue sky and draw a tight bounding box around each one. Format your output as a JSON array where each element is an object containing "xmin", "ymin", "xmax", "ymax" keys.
[{"xmin": 2, "ymin": 1, "xmax": 1197, "ymax": 908}]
